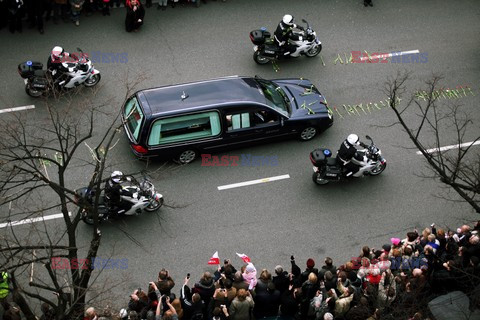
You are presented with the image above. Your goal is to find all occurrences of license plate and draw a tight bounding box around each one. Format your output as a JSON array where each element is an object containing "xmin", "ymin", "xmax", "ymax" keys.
[
  {"xmin": 24, "ymin": 79, "xmax": 28, "ymax": 85},
  {"xmin": 312, "ymin": 166, "xmax": 318, "ymax": 172},
  {"xmin": 253, "ymin": 45, "xmax": 258, "ymax": 52}
]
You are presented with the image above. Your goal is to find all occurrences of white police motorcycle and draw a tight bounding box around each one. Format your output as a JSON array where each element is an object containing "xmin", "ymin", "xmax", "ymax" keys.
[
  {"xmin": 75, "ymin": 175, "xmax": 164, "ymax": 225},
  {"xmin": 249, "ymin": 19, "xmax": 322, "ymax": 65},
  {"xmin": 18, "ymin": 48, "xmax": 101, "ymax": 98}
]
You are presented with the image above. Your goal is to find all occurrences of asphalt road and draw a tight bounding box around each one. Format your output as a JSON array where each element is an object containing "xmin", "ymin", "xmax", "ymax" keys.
[{"xmin": 1, "ymin": 0, "xmax": 479, "ymax": 312}]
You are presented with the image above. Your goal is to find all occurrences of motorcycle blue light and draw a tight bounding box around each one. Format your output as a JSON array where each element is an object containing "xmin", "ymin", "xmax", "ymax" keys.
[
  {"xmin": 261, "ymin": 27, "xmax": 267, "ymax": 31},
  {"xmin": 323, "ymin": 149, "xmax": 331, "ymax": 156},
  {"xmin": 26, "ymin": 61, "xmax": 32, "ymax": 66}
]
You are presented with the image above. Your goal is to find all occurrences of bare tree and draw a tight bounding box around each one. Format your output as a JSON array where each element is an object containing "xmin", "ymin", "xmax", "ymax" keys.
[
  {"xmin": 384, "ymin": 71, "xmax": 480, "ymax": 213},
  {"xmin": 0, "ymin": 75, "xmax": 145, "ymax": 319}
]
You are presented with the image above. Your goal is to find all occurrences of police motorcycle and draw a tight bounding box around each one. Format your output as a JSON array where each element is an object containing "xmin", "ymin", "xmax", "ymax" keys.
[
  {"xmin": 74, "ymin": 175, "xmax": 164, "ymax": 225},
  {"xmin": 310, "ymin": 135, "xmax": 387, "ymax": 185},
  {"xmin": 17, "ymin": 48, "xmax": 101, "ymax": 98},
  {"xmin": 249, "ymin": 19, "xmax": 322, "ymax": 65}
]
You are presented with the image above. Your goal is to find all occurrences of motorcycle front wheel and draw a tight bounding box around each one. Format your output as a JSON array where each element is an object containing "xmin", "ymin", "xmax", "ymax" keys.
[
  {"xmin": 369, "ymin": 162, "xmax": 386, "ymax": 176},
  {"xmin": 84, "ymin": 73, "xmax": 101, "ymax": 87},
  {"xmin": 312, "ymin": 171, "xmax": 329, "ymax": 185},
  {"xmin": 26, "ymin": 84, "xmax": 43, "ymax": 97},
  {"xmin": 145, "ymin": 197, "xmax": 164, "ymax": 212},
  {"xmin": 305, "ymin": 44, "xmax": 322, "ymax": 57},
  {"xmin": 253, "ymin": 51, "xmax": 270, "ymax": 65}
]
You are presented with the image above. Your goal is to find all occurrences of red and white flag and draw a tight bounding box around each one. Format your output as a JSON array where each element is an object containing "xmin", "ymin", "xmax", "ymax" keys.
[
  {"xmin": 208, "ymin": 251, "xmax": 220, "ymax": 265},
  {"xmin": 236, "ymin": 252, "xmax": 251, "ymax": 263}
]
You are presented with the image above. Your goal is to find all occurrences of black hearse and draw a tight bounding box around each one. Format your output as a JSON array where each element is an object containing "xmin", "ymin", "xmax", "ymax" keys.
[{"xmin": 122, "ymin": 75, "xmax": 333, "ymax": 164}]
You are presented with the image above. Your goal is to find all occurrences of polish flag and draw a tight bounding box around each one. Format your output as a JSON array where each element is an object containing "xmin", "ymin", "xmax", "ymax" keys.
[
  {"xmin": 208, "ymin": 251, "xmax": 220, "ymax": 265},
  {"xmin": 236, "ymin": 253, "xmax": 251, "ymax": 263}
]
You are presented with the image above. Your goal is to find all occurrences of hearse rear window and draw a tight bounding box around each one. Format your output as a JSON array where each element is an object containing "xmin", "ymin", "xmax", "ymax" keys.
[
  {"xmin": 124, "ymin": 96, "xmax": 144, "ymax": 141},
  {"xmin": 148, "ymin": 111, "xmax": 221, "ymax": 145}
]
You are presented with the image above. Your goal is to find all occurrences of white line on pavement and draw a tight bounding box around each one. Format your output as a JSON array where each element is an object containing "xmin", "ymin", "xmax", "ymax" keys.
[
  {"xmin": 0, "ymin": 105, "xmax": 35, "ymax": 114},
  {"xmin": 0, "ymin": 212, "xmax": 71, "ymax": 229},
  {"xmin": 359, "ymin": 49, "xmax": 420, "ymax": 61},
  {"xmin": 218, "ymin": 174, "xmax": 290, "ymax": 190},
  {"xmin": 416, "ymin": 141, "xmax": 480, "ymax": 154}
]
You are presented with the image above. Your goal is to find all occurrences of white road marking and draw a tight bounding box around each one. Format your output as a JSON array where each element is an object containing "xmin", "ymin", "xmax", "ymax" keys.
[
  {"xmin": 218, "ymin": 174, "xmax": 290, "ymax": 190},
  {"xmin": 0, "ymin": 105, "xmax": 35, "ymax": 114},
  {"xmin": 0, "ymin": 212, "xmax": 72, "ymax": 229},
  {"xmin": 416, "ymin": 141, "xmax": 480, "ymax": 154},
  {"xmin": 359, "ymin": 49, "xmax": 420, "ymax": 61}
]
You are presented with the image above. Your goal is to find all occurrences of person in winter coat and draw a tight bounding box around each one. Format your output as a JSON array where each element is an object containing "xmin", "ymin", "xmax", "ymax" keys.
[
  {"xmin": 253, "ymin": 282, "xmax": 280, "ymax": 319},
  {"xmin": 51, "ymin": 0, "xmax": 68, "ymax": 23},
  {"xmin": 376, "ymin": 269, "xmax": 396, "ymax": 313},
  {"xmin": 279, "ymin": 283, "xmax": 300, "ymax": 318},
  {"xmin": 272, "ymin": 265, "xmax": 289, "ymax": 295},
  {"xmin": 7, "ymin": 0, "xmax": 25, "ymax": 33},
  {"xmin": 70, "ymin": 0, "xmax": 84, "ymax": 26},
  {"xmin": 193, "ymin": 272, "xmax": 215, "ymax": 318},
  {"xmin": 156, "ymin": 269, "xmax": 176, "ymax": 296},
  {"xmin": 242, "ymin": 263, "xmax": 257, "ymax": 289},
  {"xmin": 26, "ymin": 0, "xmax": 46, "ymax": 34},
  {"xmin": 125, "ymin": 0, "xmax": 145, "ymax": 32},
  {"xmin": 229, "ymin": 289, "xmax": 254, "ymax": 320},
  {"xmin": 329, "ymin": 280, "xmax": 354, "ymax": 317},
  {"xmin": 179, "ymin": 277, "xmax": 204, "ymax": 320}
]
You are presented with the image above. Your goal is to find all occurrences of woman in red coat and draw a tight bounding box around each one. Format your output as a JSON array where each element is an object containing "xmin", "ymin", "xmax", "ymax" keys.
[{"xmin": 125, "ymin": 0, "xmax": 145, "ymax": 32}]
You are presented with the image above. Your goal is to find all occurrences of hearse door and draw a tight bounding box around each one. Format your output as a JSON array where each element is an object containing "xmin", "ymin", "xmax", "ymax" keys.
[{"xmin": 222, "ymin": 108, "xmax": 282, "ymax": 147}]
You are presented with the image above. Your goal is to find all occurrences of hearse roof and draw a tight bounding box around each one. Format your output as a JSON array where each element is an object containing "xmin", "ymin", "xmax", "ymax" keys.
[{"xmin": 140, "ymin": 76, "xmax": 267, "ymax": 116}]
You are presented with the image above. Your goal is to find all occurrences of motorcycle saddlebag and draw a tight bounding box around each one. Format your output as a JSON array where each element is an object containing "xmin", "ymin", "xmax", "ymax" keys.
[
  {"xmin": 250, "ymin": 29, "xmax": 270, "ymax": 45},
  {"xmin": 18, "ymin": 61, "xmax": 43, "ymax": 79},
  {"xmin": 263, "ymin": 44, "xmax": 277, "ymax": 57},
  {"xmin": 310, "ymin": 148, "xmax": 332, "ymax": 166},
  {"xmin": 31, "ymin": 76, "xmax": 48, "ymax": 89}
]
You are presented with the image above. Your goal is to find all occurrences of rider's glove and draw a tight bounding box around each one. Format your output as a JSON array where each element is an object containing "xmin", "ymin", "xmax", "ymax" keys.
[{"xmin": 359, "ymin": 142, "xmax": 368, "ymax": 148}]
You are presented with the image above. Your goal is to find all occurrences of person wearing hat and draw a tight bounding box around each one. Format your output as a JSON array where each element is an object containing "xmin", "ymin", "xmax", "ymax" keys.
[
  {"xmin": 242, "ymin": 263, "xmax": 257, "ymax": 289},
  {"xmin": 301, "ymin": 258, "xmax": 319, "ymax": 284}
]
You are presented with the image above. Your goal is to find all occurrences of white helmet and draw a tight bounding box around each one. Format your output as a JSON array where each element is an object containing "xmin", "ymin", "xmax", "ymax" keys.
[
  {"xmin": 111, "ymin": 171, "xmax": 123, "ymax": 183},
  {"xmin": 51, "ymin": 46, "xmax": 64, "ymax": 60},
  {"xmin": 347, "ymin": 134, "xmax": 360, "ymax": 145},
  {"xmin": 282, "ymin": 14, "xmax": 294, "ymax": 26}
]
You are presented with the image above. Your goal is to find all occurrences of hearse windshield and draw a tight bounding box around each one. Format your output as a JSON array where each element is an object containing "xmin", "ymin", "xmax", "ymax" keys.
[
  {"xmin": 255, "ymin": 79, "xmax": 290, "ymax": 117},
  {"xmin": 124, "ymin": 96, "xmax": 144, "ymax": 141}
]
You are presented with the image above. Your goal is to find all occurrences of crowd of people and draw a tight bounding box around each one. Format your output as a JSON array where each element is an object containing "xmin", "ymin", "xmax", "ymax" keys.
[
  {"xmin": 55, "ymin": 220, "xmax": 480, "ymax": 320},
  {"xmin": 0, "ymin": 0, "xmax": 227, "ymax": 34}
]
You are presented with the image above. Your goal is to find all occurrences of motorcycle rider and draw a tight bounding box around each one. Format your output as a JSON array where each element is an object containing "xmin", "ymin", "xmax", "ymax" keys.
[
  {"xmin": 337, "ymin": 134, "xmax": 368, "ymax": 177},
  {"xmin": 104, "ymin": 171, "xmax": 133, "ymax": 216},
  {"xmin": 47, "ymin": 46, "xmax": 76, "ymax": 83},
  {"xmin": 274, "ymin": 14, "xmax": 304, "ymax": 56}
]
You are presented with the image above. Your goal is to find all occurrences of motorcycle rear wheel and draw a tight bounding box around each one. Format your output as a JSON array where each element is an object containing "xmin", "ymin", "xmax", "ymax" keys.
[
  {"xmin": 26, "ymin": 84, "xmax": 43, "ymax": 97},
  {"xmin": 253, "ymin": 51, "xmax": 270, "ymax": 65},
  {"xmin": 312, "ymin": 171, "xmax": 329, "ymax": 185},
  {"xmin": 305, "ymin": 44, "xmax": 322, "ymax": 57},
  {"xmin": 369, "ymin": 162, "xmax": 386, "ymax": 176},
  {"xmin": 82, "ymin": 211, "xmax": 95, "ymax": 225},
  {"xmin": 145, "ymin": 197, "xmax": 164, "ymax": 212}
]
